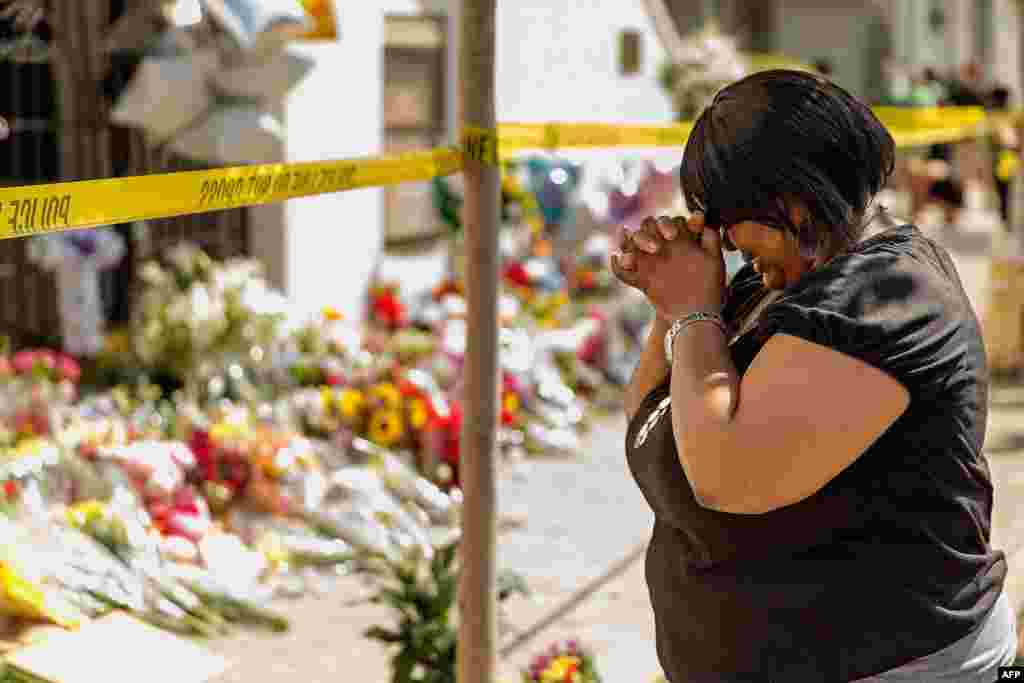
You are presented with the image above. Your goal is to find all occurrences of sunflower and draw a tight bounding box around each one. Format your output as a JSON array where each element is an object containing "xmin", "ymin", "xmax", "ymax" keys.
[
  {"xmin": 368, "ymin": 409, "xmax": 405, "ymax": 447},
  {"xmin": 370, "ymin": 382, "xmax": 403, "ymax": 411},
  {"xmin": 408, "ymin": 398, "xmax": 430, "ymax": 431},
  {"xmin": 320, "ymin": 387, "xmax": 336, "ymax": 414},
  {"xmin": 337, "ymin": 388, "xmax": 367, "ymax": 421}
]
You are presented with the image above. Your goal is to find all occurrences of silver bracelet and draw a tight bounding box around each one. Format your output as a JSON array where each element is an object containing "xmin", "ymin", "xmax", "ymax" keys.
[{"xmin": 664, "ymin": 311, "xmax": 729, "ymax": 364}]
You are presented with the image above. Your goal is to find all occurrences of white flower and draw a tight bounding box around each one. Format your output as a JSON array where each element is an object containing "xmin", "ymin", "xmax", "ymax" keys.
[
  {"xmin": 138, "ymin": 261, "xmax": 169, "ymax": 288},
  {"xmin": 166, "ymin": 242, "xmax": 201, "ymax": 275},
  {"xmin": 166, "ymin": 293, "xmax": 194, "ymax": 329}
]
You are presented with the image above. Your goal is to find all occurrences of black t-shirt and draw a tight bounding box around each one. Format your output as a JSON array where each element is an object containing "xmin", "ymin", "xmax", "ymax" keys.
[{"xmin": 625, "ymin": 224, "xmax": 1006, "ymax": 682}]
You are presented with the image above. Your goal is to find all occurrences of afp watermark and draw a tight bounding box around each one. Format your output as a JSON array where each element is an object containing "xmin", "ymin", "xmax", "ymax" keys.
[{"xmin": 999, "ymin": 666, "xmax": 1024, "ymax": 679}]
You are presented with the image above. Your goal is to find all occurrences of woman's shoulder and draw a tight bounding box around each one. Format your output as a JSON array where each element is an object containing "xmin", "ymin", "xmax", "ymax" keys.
[
  {"xmin": 761, "ymin": 224, "xmax": 982, "ymax": 387},
  {"xmin": 782, "ymin": 224, "xmax": 960, "ymax": 311}
]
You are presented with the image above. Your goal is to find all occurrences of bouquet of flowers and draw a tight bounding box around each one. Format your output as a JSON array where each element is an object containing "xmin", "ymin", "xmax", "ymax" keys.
[
  {"xmin": 522, "ymin": 639, "xmax": 602, "ymax": 683},
  {"xmin": 0, "ymin": 346, "xmax": 81, "ymax": 446},
  {"xmin": 129, "ymin": 242, "xmax": 290, "ymax": 397},
  {"xmin": 277, "ymin": 306, "xmax": 360, "ymax": 389}
]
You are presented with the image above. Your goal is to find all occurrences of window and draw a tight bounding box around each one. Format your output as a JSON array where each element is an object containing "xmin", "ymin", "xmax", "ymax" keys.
[{"xmin": 382, "ymin": 14, "xmax": 448, "ymax": 246}]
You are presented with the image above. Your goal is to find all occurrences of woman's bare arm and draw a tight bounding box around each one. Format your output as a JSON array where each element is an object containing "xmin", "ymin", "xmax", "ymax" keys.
[{"xmin": 624, "ymin": 316, "xmax": 671, "ymax": 422}]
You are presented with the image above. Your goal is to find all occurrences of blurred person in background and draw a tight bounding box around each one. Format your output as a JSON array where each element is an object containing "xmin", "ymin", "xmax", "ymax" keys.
[
  {"xmin": 612, "ymin": 69, "xmax": 1014, "ymax": 682},
  {"xmin": 947, "ymin": 60, "xmax": 987, "ymax": 106},
  {"xmin": 918, "ymin": 66, "xmax": 970, "ymax": 228},
  {"xmin": 989, "ymin": 86, "xmax": 1019, "ymax": 228}
]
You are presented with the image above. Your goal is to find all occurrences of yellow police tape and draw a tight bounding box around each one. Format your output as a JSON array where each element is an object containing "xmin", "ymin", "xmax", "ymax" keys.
[
  {"xmin": 0, "ymin": 106, "xmax": 1019, "ymax": 239},
  {"xmin": 0, "ymin": 148, "xmax": 462, "ymax": 239}
]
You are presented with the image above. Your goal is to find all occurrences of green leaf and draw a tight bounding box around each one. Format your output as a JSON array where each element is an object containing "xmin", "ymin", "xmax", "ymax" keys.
[{"xmin": 393, "ymin": 650, "xmax": 418, "ymax": 683}]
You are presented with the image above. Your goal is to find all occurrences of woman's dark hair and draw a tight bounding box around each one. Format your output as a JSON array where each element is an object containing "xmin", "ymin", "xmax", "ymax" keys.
[{"xmin": 681, "ymin": 69, "xmax": 895, "ymax": 260}]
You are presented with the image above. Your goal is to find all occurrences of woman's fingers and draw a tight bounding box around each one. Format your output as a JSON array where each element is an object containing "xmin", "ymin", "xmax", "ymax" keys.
[
  {"xmin": 632, "ymin": 218, "xmax": 662, "ymax": 254},
  {"xmin": 656, "ymin": 216, "xmax": 678, "ymax": 240},
  {"xmin": 610, "ymin": 251, "xmax": 646, "ymax": 291}
]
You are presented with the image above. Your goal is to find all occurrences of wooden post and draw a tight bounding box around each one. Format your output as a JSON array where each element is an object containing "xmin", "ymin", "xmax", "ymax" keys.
[{"xmin": 456, "ymin": 0, "xmax": 499, "ymax": 681}]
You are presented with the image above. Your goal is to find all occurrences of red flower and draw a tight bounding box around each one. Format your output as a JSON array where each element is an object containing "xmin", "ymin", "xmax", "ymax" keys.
[
  {"xmin": 172, "ymin": 487, "xmax": 200, "ymax": 516},
  {"xmin": 3, "ymin": 480, "xmax": 18, "ymax": 499},
  {"xmin": 373, "ymin": 293, "xmax": 407, "ymax": 328},
  {"xmin": 503, "ymin": 262, "xmax": 531, "ymax": 288},
  {"xmin": 325, "ymin": 372, "xmax": 343, "ymax": 387},
  {"xmin": 188, "ymin": 430, "xmax": 217, "ymax": 482},
  {"xmin": 441, "ymin": 401, "xmax": 462, "ymax": 464}
]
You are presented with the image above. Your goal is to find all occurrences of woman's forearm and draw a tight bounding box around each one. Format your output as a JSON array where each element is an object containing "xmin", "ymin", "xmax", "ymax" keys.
[
  {"xmin": 624, "ymin": 316, "xmax": 672, "ymax": 422},
  {"xmin": 668, "ymin": 323, "xmax": 741, "ymax": 509}
]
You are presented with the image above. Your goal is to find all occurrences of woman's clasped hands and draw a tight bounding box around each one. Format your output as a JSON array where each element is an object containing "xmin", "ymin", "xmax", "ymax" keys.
[{"xmin": 610, "ymin": 213, "xmax": 727, "ymax": 321}]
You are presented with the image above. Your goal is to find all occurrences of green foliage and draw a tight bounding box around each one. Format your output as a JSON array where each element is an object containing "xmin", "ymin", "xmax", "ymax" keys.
[{"xmin": 365, "ymin": 542, "xmax": 530, "ymax": 683}]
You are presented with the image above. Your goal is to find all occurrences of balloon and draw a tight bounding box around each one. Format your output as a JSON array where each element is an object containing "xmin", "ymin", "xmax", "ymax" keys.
[{"xmin": 524, "ymin": 156, "xmax": 581, "ymax": 230}]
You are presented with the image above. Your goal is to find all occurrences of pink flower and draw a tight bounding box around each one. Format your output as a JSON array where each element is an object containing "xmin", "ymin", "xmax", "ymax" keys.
[
  {"xmin": 11, "ymin": 350, "xmax": 36, "ymax": 374},
  {"xmin": 36, "ymin": 349, "xmax": 56, "ymax": 372},
  {"xmin": 57, "ymin": 355, "xmax": 81, "ymax": 383}
]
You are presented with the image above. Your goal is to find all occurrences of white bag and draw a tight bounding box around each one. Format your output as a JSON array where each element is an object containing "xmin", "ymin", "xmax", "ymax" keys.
[
  {"xmin": 170, "ymin": 103, "xmax": 284, "ymax": 164},
  {"xmin": 110, "ymin": 51, "xmax": 218, "ymax": 141},
  {"xmin": 213, "ymin": 47, "xmax": 313, "ymax": 100}
]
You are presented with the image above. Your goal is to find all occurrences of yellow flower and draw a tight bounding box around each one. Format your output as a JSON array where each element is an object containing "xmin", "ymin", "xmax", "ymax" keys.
[
  {"xmin": 540, "ymin": 656, "xmax": 581, "ymax": 683},
  {"xmin": 997, "ymin": 149, "xmax": 1020, "ymax": 182},
  {"xmin": 370, "ymin": 382, "xmax": 402, "ymax": 410},
  {"xmin": 368, "ymin": 409, "xmax": 405, "ymax": 447},
  {"xmin": 338, "ymin": 388, "xmax": 367, "ymax": 421},
  {"xmin": 66, "ymin": 501, "xmax": 107, "ymax": 529},
  {"xmin": 322, "ymin": 306, "xmax": 344, "ymax": 322},
  {"xmin": 210, "ymin": 422, "xmax": 243, "ymax": 443},
  {"xmin": 503, "ymin": 392, "xmax": 520, "ymax": 416},
  {"xmin": 408, "ymin": 398, "xmax": 430, "ymax": 430},
  {"xmin": 320, "ymin": 387, "xmax": 336, "ymax": 414}
]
